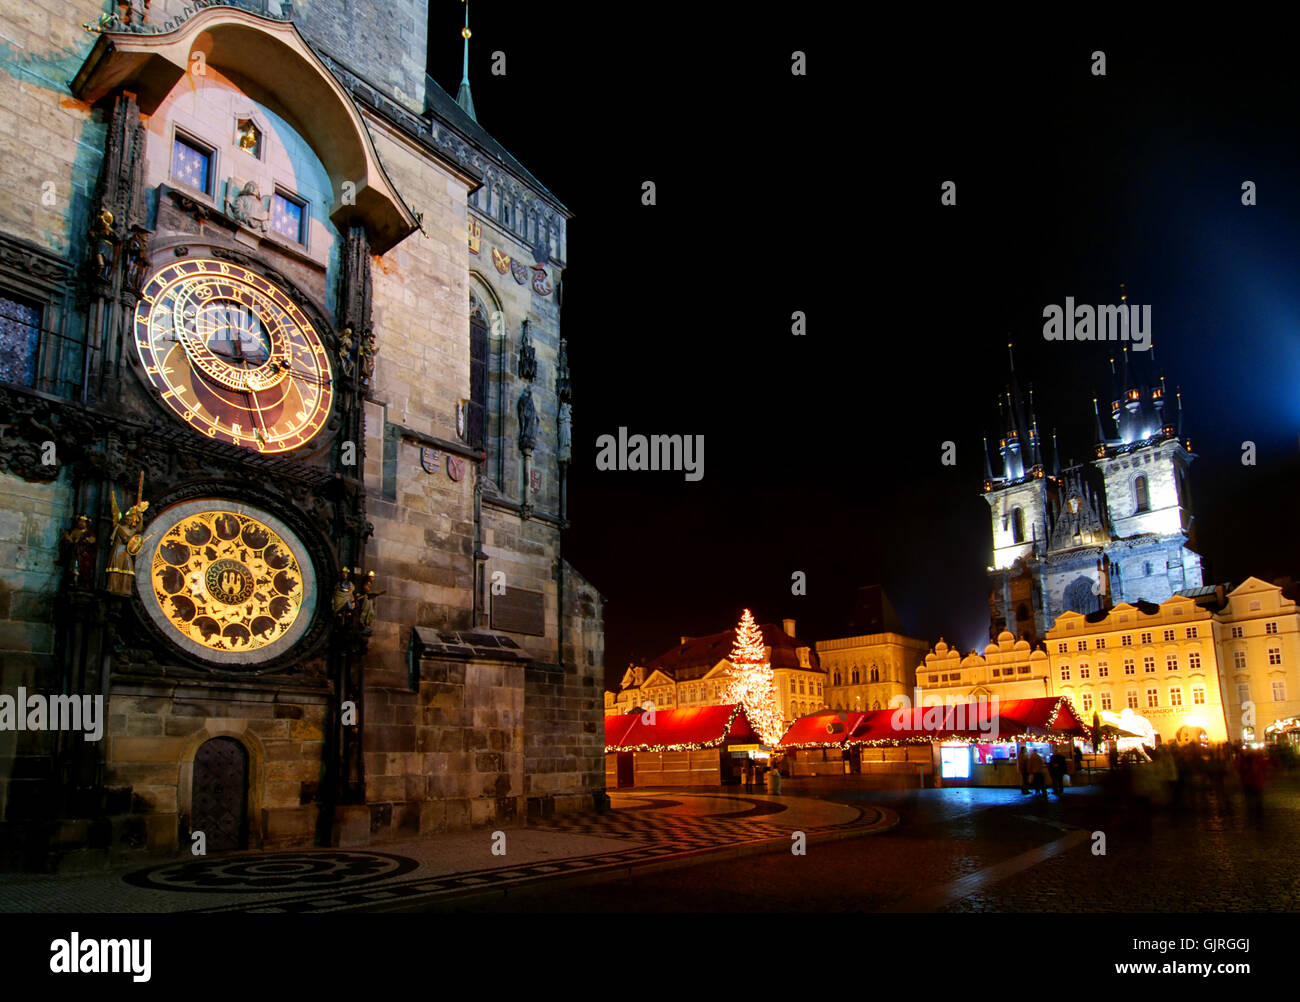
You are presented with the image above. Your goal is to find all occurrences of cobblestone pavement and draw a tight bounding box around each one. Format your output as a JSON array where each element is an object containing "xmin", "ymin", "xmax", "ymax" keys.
[
  {"xmin": 453, "ymin": 774, "xmax": 1300, "ymax": 912},
  {"xmin": 0, "ymin": 790, "xmax": 895, "ymax": 914}
]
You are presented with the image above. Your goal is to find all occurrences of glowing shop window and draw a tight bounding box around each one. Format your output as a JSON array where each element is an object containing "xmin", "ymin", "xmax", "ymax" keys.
[{"xmin": 939, "ymin": 745, "xmax": 971, "ymax": 779}]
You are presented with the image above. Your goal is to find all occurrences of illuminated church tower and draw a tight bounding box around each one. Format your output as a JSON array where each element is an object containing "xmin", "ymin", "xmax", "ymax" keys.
[{"xmin": 983, "ymin": 330, "xmax": 1202, "ymax": 644}]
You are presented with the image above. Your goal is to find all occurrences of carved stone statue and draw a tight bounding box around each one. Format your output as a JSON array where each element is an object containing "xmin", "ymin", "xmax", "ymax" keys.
[
  {"xmin": 225, "ymin": 180, "xmax": 269, "ymax": 233},
  {"xmin": 59, "ymin": 514, "xmax": 98, "ymax": 590},
  {"xmin": 556, "ymin": 338, "xmax": 571, "ymax": 403},
  {"xmin": 517, "ymin": 319, "xmax": 536, "ymax": 381},
  {"xmin": 358, "ymin": 331, "xmax": 376, "ymax": 384},
  {"xmin": 125, "ymin": 227, "xmax": 148, "ymax": 292},
  {"xmin": 105, "ymin": 491, "xmax": 148, "ymax": 595},
  {"xmin": 357, "ymin": 571, "xmax": 386, "ymax": 634},
  {"xmin": 333, "ymin": 566, "xmax": 356, "ymax": 624},
  {"xmin": 557, "ymin": 402, "xmax": 572, "ymax": 463},
  {"xmin": 337, "ymin": 326, "xmax": 355, "ymax": 379},
  {"xmin": 92, "ymin": 209, "xmax": 116, "ymax": 280},
  {"xmin": 517, "ymin": 386, "xmax": 538, "ymax": 453}
]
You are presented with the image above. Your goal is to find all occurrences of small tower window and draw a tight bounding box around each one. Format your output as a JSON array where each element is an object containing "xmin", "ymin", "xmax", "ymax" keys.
[
  {"xmin": 1011, "ymin": 507, "xmax": 1025, "ymax": 544},
  {"xmin": 1133, "ymin": 474, "xmax": 1150, "ymax": 513}
]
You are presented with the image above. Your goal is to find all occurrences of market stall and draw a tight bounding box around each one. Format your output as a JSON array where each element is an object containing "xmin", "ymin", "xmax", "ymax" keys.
[{"xmin": 604, "ymin": 704, "xmax": 760, "ymax": 788}]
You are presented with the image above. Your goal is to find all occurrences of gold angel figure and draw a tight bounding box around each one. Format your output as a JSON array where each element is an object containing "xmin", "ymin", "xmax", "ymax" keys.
[{"xmin": 105, "ymin": 489, "xmax": 149, "ymax": 595}]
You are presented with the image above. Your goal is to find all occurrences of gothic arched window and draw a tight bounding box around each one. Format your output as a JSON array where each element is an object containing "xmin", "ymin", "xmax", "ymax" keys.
[
  {"xmin": 1011, "ymin": 507, "xmax": 1025, "ymax": 544},
  {"xmin": 833, "ymin": 670, "xmax": 841, "ymax": 686},
  {"xmin": 851, "ymin": 667, "xmax": 860, "ymax": 684},
  {"xmin": 467, "ymin": 297, "xmax": 489, "ymax": 450},
  {"xmin": 1133, "ymin": 474, "xmax": 1150, "ymax": 514}
]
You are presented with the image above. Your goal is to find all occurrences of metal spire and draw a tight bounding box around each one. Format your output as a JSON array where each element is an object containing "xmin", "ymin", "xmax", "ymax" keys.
[{"xmin": 457, "ymin": 0, "xmax": 477, "ymax": 122}]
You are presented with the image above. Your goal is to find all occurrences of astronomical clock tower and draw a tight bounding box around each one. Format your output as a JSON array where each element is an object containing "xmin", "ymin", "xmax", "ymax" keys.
[{"xmin": 0, "ymin": 1, "xmax": 604, "ymax": 868}]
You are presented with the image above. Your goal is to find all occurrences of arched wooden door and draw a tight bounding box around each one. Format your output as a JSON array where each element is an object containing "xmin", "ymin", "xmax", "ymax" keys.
[{"xmin": 192, "ymin": 737, "xmax": 249, "ymax": 851}]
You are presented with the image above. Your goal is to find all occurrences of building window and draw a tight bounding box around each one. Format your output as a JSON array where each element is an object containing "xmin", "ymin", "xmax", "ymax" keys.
[
  {"xmin": 1077, "ymin": 640, "xmax": 1087, "ymax": 651},
  {"xmin": 1097, "ymin": 662, "xmax": 1109, "ymax": 678},
  {"xmin": 1060, "ymin": 666, "xmax": 1071, "ymax": 681},
  {"xmin": 1081, "ymin": 693, "xmax": 1093, "ymax": 712},
  {"xmin": 467, "ymin": 298, "xmax": 489, "ymax": 450},
  {"xmin": 171, "ymin": 133, "xmax": 213, "ymax": 194},
  {"xmin": 1079, "ymin": 664, "xmax": 1090, "ymax": 679},
  {"xmin": 0, "ymin": 294, "xmax": 41, "ymax": 387},
  {"xmin": 1165, "ymin": 654, "xmax": 1178, "ymax": 672},
  {"xmin": 1057, "ymin": 642, "xmax": 1068, "ymax": 654},
  {"xmin": 1234, "ymin": 650, "xmax": 1247, "ymax": 670},
  {"xmin": 1127, "ymin": 690, "xmax": 1140, "ymax": 709},
  {"xmin": 1192, "ymin": 685, "xmax": 1205, "ymax": 705},
  {"xmin": 1140, "ymin": 632, "xmax": 1153, "ymax": 645},
  {"xmin": 1230, "ymin": 625, "xmax": 1244, "ymax": 639},
  {"xmin": 1163, "ymin": 629, "xmax": 1176, "ymax": 642},
  {"xmin": 1096, "ymin": 637, "xmax": 1107, "ymax": 650},
  {"xmin": 1011, "ymin": 507, "xmax": 1025, "ymax": 544},
  {"xmin": 1133, "ymin": 474, "xmax": 1150, "ymax": 513},
  {"xmin": 1268, "ymin": 648, "xmax": 1282, "ymax": 666},
  {"xmin": 1169, "ymin": 687, "xmax": 1183, "ymax": 707},
  {"xmin": 1121, "ymin": 634, "xmax": 1133, "ymax": 647},
  {"xmin": 1124, "ymin": 659, "xmax": 1135, "ymax": 675},
  {"xmin": 1188, "ymin": 650, "xmax": 1201, "ymax": 671},
  {"xmin": 1185, "ymin": 626, "xmax": 1198, "ymax": 639},
  {"xmin": 1018, "ymin": 665, "xmax": 1029, "ymax": 674},
  {"xmin": 1147, "ymin": 688, "xmax": 1159, "ymax": 708},
  {"xmin": 1236, "ymin": 683, "xmax": 1250, "ymax": 705},
  {"xmin": 1273, "ymin": 681, "xmax": 1287, "ymax": 702},
  {"xmin": 1143, "ymin": 656, "xmax": 1155, "ymax": 673},
  {"xmin": 1100, "ymin": 692, "xmax": 1113, "ymax": 710},
  {"xmin": 851, "ymin": 668, "xmax": 860, "ymax": 684},
  {"xmin": 833, "ymin": 671, "xmax": 841, "ymax": 686},
  {"xmin": 271, "ymin": 190, "xmax": 306, "ymax": 244},
  {"xmin": 798, "ymin": 679, "xmax": 806, "ymax": 694},
  {"xmin": 236, "ymin": 118, "xmax": 263, "ymax": 158},
  {"xmin": 1266, "ymin": 621, "xmax": 1279, "ymax": 635}
]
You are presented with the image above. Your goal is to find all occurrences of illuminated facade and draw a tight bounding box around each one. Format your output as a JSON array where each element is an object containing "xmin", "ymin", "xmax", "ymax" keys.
[
  {"xmin": 0, "ymin": 1, "xmax": 602, "ymax": 865},
  {"xmin": 1211, "ymin": 577, "xmax": 1300, "ymax": 743},
  {"xmin": 605, "ymin": 619, "xmax": 824, "ymax": 726},
  {"xmin": 913, "ymin": 633, "xmax": 1053, "ymax": 705},
  {"xmin": 983, "ymin": 346, "xmax": 1202, "ymax": 645},
  {"xmin": 818, "ymin": 631, "xmax": 930, "ymax": 712},
  {"xmin": 1047, "ymin": 596, "xmax": 1227, "ymax": 743}
]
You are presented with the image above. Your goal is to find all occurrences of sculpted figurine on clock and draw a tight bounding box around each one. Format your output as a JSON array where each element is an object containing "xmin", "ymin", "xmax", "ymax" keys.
[{"xmin": 133, "ymin": 258, "xmax": 334, "ymax": 453}]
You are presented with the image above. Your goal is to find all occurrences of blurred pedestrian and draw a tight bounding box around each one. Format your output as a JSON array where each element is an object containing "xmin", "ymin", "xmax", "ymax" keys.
[
  {"xmin": 1048, "ymin": 748, "xmax": 1067, "ymax": 796},
  {"xmin": 743, "ymin": 757, "xmax": 755, "ymax": 794},
  {"xmin": 1027, "ymin": 747, "xmax": 1047, "ymax": 797},
  {"xmin": 1018, "ymin": 744, "xmax": 1030, "ymax": 794}
]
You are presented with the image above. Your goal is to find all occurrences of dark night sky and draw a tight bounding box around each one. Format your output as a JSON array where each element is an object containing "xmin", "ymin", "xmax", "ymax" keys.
[{"xmin": 426, "ymin": 9, "xmax": 1300, "ymax": 687}]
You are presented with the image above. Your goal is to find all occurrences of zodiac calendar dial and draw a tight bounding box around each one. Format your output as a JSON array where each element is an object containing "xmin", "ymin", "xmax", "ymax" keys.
[
  {"xmin": 138, "ymin": 503, "xmax": 318, "ymax": 665},
  {"xmin": 134, "ymin": 259, "xmax": 334, "ymax": 452}
]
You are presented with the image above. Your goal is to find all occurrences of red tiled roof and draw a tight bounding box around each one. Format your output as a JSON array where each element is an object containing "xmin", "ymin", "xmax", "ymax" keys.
[
  {"xmin": 644, "ymin": 623, "xmax": 821, "ymax": 679},
  {"xmin": 604, "ymin": 704, "xmax": 758, "ymax": 751},
  {"xmin": 777, "ymin": 711, "xmax": 869, "ymax": 748}
]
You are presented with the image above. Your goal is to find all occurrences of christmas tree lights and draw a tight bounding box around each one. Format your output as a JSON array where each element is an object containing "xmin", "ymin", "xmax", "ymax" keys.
[{"xmin": 718, "ymin": 609, "xmax": 784, "ymax": 745}]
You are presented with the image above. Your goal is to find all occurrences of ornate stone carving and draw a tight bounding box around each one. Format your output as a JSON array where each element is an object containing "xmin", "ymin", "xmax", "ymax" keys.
[
  {"xmin": 517, "ymin": 319, "xmax": 536, "ymax": 380},
  {"xmin": 517, "ymin": 386, "xmax": 537, "ymax": 454},
  {"xmin": 59, "ymin": 514, "xmax": 98, "ymax": 590},
  {"xmin": 224, "ymin": 180, "xmax": 269, "ymax": 233}
]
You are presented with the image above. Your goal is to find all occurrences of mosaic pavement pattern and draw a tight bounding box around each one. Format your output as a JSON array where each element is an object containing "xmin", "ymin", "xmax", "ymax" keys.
[{"xmin": 135, "ymin": 792, "xmax": 894, "ymax": 913}]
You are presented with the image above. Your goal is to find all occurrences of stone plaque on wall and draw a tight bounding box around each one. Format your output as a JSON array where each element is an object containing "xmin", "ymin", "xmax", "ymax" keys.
[{"xmin": 492, "ymin": 587, "xmax": 545, "ymax": 636}]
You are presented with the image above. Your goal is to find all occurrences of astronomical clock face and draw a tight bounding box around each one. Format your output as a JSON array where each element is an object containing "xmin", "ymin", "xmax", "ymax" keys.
[
  {"xmin": 134, "ymin": 259, "xmax": 333, "ymax": 452},
  {"xmin": 136, "ymin": 500, "xmax": 317, "ymax": 666}
]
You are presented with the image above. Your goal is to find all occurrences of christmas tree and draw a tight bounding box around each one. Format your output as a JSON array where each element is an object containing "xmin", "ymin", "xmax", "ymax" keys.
[{"xmin": 719, "ymin": 609, "xmax": 784, "ymax": 744}]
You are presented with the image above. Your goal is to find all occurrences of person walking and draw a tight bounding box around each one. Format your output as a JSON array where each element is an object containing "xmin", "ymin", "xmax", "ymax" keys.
[
  {"xmin": 743, "ymin": 757, "xmax": 755, "ymax": 794},
  {"xmin": 1073, "ymin": 745, "xmax": 1083, "ymax": 773},
  {"xmin": 1027, "ymin": 747, "xmax": 1047, "ymax": 797},
  {"xmin": 1048, "ymin": 748, "xmax": 1067, "ymax": 796},
  {"xmin": 1017, "ymin": 744, "xmax": 1030, "ymax": 795}
]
